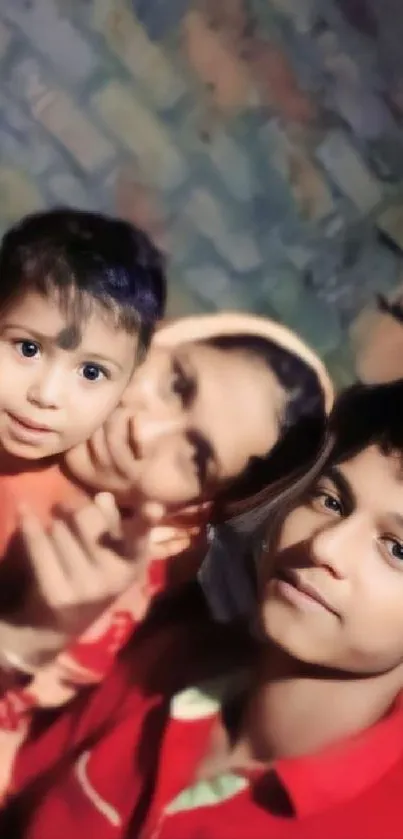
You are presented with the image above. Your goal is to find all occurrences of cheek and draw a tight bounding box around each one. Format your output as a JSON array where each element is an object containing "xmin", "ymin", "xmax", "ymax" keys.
[
  {"xmin": 345, "ymin": 579, "xmax": 403, "ymax": 668},
  {"xmin": 140, "ymin": 453, "xmax": 198, "ymax": 505},
  {"xmin": 122, "ymin": 355, "xmax": 166, "ymax": 407},
  {"xmin": 0, "ymin": 349, "xmax": 28, "ymax": 384},
  {"xmin": 277, "ymin": 508, "xmax": 315, "ymax": 551},
  {"xmin": 73, "ymin": 382, "xmax": 128, "ymax": 424}
]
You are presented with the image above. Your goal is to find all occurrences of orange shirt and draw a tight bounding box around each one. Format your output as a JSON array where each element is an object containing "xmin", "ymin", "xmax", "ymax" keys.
[
  {"xmin": 0, "ymin": 462, "xmax": 88, "ymax": 620},
  {"xmin": 0, "ymin": 462, "xmax": 87, "ymax": 553}
]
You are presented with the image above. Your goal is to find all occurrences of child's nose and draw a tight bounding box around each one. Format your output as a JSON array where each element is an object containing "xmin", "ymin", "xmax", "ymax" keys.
[{"xmin": 27, "ymin": 367, "xmax": 64, "ymax": 409}]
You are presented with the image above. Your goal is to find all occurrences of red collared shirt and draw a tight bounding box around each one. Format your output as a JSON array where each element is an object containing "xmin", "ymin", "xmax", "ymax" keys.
[
  {"xmin": 5, "ymin": 584, "xmax": 403, "ymax": 839},
  {"xmin": 140, "ymin": 675, "xmax": 403, "ymax": 839}
]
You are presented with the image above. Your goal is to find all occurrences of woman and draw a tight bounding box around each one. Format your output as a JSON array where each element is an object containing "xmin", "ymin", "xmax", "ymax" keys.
[{"xmin": 0, "ymin": 311, "xmax": 332, "ymax": 803}]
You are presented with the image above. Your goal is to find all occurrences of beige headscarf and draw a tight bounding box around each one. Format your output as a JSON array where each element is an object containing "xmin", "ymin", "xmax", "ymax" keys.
[
  {"xmin": 157, "ymin": 311, "xmax": 333, "ymax": 410},
  {"xmin": 156, "ymin": 312, "xmax": 333, "ymax": 519}
]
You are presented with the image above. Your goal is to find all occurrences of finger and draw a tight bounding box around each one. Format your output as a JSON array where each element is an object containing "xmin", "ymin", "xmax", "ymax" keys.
[
  {"xmin": 161, "ymin": 502, "xmax": 211, "ymax": 530},
  {"xmin": 18, "ymin": 505, "xmax": 69, "ymax": 605},
  {"xmin": 49, "ymin": 518, "xmax": 95, "ymax": 587},
  {"xmin": 67, "ymin": 502, "xmax": 110, "ymax": 564},
  {"xmin": 148, "ymin": 524, "xmax": 198, "ymax": 544},
  {"xmin": 94, "ymin": 492, "xmax": 122, "ymax": 539},
  {"xmin": 179, "ymin": 501, "xmax": 210, "ymax": 519},
  {"xmin": 104, "ymin": 410, "xmax": 135, "ymax": 479},
  {"xmin": 86, "ymin": 425, "xmax": 112, "ymax": 473},
  {"xmin": 69, "ymin": 500, "xmax": 130, "ymax": 572},
  {"xmin": 141, "ymin": 501, "xmax": 166, "ymax": 525},
  {"xmin": 123, "ymin": 502, "xmax": 165, "ymax": 549},
  {"xmin": 151, "ymin": 536, "xmax": 192, "ymax": 559}
]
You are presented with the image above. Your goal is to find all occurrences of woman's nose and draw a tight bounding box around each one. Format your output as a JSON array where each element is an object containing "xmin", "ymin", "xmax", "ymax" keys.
[{"xmin": 133, "ymin": 412, "xmax": 185, "ymax": 453}]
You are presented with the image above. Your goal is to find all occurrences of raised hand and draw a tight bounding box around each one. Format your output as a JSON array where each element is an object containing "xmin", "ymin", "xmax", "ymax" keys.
[{"xmin": 0, "ymin": 493, "xmax": 164, "ymax": 672}]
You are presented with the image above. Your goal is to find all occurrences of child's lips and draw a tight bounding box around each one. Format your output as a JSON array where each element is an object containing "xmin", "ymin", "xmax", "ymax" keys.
[{"xmin": 7, "ymin": 412, "xmax": 55, "ymax": 435}]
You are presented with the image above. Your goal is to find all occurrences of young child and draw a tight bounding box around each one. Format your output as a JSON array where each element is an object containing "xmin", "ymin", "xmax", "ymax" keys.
[
  {"xmin": 0, "ymin": 206, "xmax": 165, "ymax": 604},
  {"xmin": 7, "ymin": 380, "xmax": 403, "ymax": 839}
]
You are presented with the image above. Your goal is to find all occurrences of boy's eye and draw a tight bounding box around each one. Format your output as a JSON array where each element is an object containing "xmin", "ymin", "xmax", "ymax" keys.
[
  {"xmin": 381, "ymin": 537, "xmax": 403, "ymax": 565},
  {"xmin": 80, "ymin": 363, "xmax": 109, "ymax": 382},
  {"xmin": 322, "ymin": 493, "xmax": 342, "ymax": 513},
  {"xmin": 15, "ymin": 340, "xmax": 40, "ymax": 359}
]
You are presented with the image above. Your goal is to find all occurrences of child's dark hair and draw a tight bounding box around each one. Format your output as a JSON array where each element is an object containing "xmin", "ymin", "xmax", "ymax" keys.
[
  {"xmin": 0, "ymin": 208, "xmax": 166, "ymax": 358},
  {"xmin": 328, "ymin": 379, "xmax": 403, "ymax": 467},
  {"xmin": 204, "ymin": 333, "xmax": 327, "ymax": 513}
]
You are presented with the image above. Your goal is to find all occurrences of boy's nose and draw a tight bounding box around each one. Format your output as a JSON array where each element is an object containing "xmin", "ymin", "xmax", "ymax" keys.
[
  {"xmin": 27, "ymin": 368, "xmax": 64, "ymax": 410},
  {"xmin": 310, "ymin": 514, "xmax": 367, "ymax": 579}
]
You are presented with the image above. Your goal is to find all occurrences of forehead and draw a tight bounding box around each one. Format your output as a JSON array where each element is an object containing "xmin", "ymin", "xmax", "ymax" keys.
[
  {"xmin": 182, "ymin": 341, "xmax": 285, "ymax": 475},
  {"xmin": 0, "ymin": 290, "xmax": 138, "ymax": 357},
  {"xmin": 333, "ymin": 445, "xmax": 403, "ymax": 514}
]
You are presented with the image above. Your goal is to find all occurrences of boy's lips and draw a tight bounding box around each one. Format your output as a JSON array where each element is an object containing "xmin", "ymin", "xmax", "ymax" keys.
[
  {"xmin": 7, "ymin": 412, "xmax": 55, "ymax": 434},
  {"xmin": 275, "ymin": 567, "xmax": 340, "ymax": 617}
]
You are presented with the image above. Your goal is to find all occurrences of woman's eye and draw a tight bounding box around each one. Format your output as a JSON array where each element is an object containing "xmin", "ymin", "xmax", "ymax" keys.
[
  {"xmin": 311, "ymin": 490, "xmax": 343, "ymax": 516},
  {"xmin": 382, "ymin": 538, "xmax": 403, "ymax": 564},
  {"xmin": 80, "ymin": 363, "xmax": 108, "ymax": 382},
  {"xmin": 15, "ymin": 340, "xmax": 40, "ymax": 359},
  {"xmin": 171, "ymin": 361, "xmax": 194, "ymax": 403}
]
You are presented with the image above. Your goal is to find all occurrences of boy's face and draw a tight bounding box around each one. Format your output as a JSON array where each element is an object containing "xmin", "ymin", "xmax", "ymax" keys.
[
  {"xmin": 0, "ymin": 291, "xmax": 137, "ymax": 462},
  {"xmin": 260, "ymin": 444, "xmax": 403, "ymax": 676}
]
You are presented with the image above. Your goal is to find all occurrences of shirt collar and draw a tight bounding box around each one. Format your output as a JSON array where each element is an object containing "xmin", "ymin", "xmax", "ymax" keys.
[
  {"xmin": 169, "ymin": 675, "xmax": 403, "ymax": 819},
  {"xmin": 276, "ymin": 693, "xmax": 403, "ymax": 817}
]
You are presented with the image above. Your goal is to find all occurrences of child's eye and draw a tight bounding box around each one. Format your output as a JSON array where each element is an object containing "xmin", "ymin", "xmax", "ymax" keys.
[
  {"xmin": 80, "ymin": 363, "xmax": 109, "ymax": 382},
  {"xmin": 15, "ymin": 340, "xmax": 41, "ymax": 359}
]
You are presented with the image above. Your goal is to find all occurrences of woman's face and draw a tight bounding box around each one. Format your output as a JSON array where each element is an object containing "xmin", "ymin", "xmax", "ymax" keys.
[{"xmin": 66, "ymin": 341, "xmax": 286, "ymax": 508}]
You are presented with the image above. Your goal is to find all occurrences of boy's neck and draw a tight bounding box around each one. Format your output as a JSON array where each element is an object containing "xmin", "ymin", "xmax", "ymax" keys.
[
  {"xmin": 0, "ymin": 447, "xmax": 59, "ymax": 476},
  {"xmin": 236, "ymin": 645, "xmax": 403, "ymax": 765}
]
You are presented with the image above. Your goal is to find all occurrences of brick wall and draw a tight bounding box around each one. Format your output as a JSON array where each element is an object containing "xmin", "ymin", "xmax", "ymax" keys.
[{"xmin": 1, "ymin": 0, "xmax": 403, "ymax": 382}]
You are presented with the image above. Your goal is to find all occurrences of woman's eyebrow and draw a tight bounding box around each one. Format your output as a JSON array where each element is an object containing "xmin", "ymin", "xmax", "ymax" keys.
[{"xmin": 187, "ymin": 430, "xmax": 217, "ymax": 486}]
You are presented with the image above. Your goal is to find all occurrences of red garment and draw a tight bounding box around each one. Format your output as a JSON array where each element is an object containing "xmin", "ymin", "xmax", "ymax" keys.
[{"xmin": 7, "ymin": 584, "xmax": 403, "ymax": 839}]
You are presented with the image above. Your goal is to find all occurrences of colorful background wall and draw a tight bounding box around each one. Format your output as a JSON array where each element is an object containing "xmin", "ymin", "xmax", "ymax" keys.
[{"xmin": 1, "ymin": 0, "xmax": 403, "ymax": 384}]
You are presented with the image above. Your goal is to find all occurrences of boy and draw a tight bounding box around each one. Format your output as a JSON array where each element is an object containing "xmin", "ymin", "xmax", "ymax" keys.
[
  {"xmin": 0, "ymin": 207, "xmax": 165, "ymax": 468},
  {"xmin": 6, "ymin": 378, "xmax": 403, "ymax": 838},
  {"xmin": 0, "ymin": 206, "xmax": 165, "ymax": 607}
]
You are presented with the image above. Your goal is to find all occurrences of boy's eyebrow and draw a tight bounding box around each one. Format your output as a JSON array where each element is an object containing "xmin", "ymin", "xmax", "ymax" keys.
[
  {"xmin": 325, "ymin": 466, "xmax": 356, "ymax": 511},
  {"xmin": 3, "ymin": 322, "xmax": 82, "ymax": 351},
  {"xmin": 2, "ymin": 323, "xmax": 54, "ymax": 342}
]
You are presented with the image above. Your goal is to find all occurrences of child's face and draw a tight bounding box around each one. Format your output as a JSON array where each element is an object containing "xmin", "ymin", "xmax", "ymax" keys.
[{"xmin": 0, "ymin": 291, "xmax": 137, "ymax": 463}]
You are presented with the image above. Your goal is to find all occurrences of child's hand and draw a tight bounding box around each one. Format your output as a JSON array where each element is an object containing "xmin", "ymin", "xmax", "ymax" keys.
[
  {"xmin": 16, "ymin": 493, "xmax": 164, "ymax": 653},
  {"xmin": 65, "ymin": 408, "xmax": 143, "ymax": 500}
]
